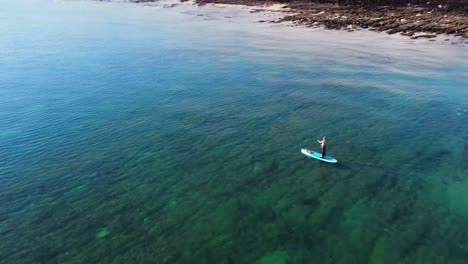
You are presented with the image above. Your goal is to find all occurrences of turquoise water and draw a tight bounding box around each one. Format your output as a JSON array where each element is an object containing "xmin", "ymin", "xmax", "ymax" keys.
[{"xmin": 1, "ymin": 0, "xmax": 467, "ymax": 263}]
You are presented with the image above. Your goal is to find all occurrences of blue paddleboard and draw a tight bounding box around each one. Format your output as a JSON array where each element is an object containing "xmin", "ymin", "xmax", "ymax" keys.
[{"xmin": 301, "ymin": 148, "xmax": 337, "ymax": 163}]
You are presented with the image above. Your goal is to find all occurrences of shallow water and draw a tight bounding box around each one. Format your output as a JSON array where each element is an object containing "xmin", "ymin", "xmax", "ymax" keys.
[{"xmin": 0, "ymin": 0, "xmax": 467, "ymax": 263}]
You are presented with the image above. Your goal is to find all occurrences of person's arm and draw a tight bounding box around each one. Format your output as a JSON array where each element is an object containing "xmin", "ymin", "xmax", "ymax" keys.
[{"xmin": 317, "ymin": 140, "xmax": 322, "ymax": 144}]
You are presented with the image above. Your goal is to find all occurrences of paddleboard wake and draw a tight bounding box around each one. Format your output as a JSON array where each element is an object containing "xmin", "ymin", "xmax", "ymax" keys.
[{"xmin": 301, "ymin": 148, "xmax": 337, "ymax": 163}]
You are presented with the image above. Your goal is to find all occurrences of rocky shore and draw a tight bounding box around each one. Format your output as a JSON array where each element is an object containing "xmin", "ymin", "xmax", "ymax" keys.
[
  {"xmin": 275, "ymin": 2, "xmax": 468, "ymax": 39},
  {"xmin": 132, "ymin": 0, "xmax": 468, "ymax": 40}
]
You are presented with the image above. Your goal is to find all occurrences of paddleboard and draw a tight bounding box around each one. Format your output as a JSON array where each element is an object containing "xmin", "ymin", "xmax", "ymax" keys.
[{"xmin": 301, "ymin": 148, "xmax": 337, "ymax": 163}]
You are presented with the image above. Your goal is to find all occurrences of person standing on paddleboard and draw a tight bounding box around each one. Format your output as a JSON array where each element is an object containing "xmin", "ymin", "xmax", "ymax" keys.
[{"xmin": 317, "ymin": 136, "xmax": 327, "ymax": 158}]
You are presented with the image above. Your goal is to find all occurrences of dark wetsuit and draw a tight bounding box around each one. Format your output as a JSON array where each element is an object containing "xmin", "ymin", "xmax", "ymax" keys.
[{"xmin": 321, "ymin": 144, "xmax": 326, "ymax": 158}]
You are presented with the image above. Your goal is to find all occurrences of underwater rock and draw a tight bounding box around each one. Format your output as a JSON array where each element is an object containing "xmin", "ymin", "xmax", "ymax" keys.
[
  {"xmin": 255, "ymin": 250, "xmax": 288, "ymax": 264},
  {"xmin": 96, "ymin": 227, "xmax": 110, "ymax": 239},
  {"xmin": 253, "ymin": 162, "xmax": 264, "ymax": 175}
]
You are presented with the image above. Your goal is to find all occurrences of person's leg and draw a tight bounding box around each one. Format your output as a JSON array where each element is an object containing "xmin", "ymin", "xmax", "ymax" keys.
[{"xmin": 321, "ymin": 145, "xmax": 326, "ymax": 158}]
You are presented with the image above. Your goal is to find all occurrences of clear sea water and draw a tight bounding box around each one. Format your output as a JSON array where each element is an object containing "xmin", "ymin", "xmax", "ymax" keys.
[{"xmin": 1, "ymin": 0, "xmax": 467, "ymax": 263}]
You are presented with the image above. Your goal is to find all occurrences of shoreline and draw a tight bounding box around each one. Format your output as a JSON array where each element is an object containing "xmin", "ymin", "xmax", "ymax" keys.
[{"xmin": 130, "ymin": 0, "xmax": 468, "ymax": 42}]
